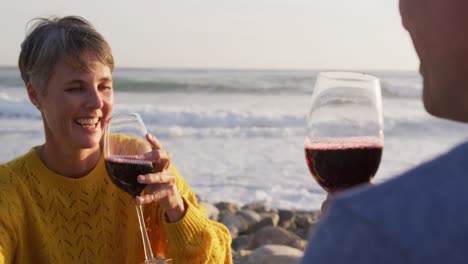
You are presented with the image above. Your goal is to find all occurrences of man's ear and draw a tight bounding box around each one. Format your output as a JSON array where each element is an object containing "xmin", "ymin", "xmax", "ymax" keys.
[{"xmin": 26, "ymin": 82, "xmax": 42, "ymax": 110}]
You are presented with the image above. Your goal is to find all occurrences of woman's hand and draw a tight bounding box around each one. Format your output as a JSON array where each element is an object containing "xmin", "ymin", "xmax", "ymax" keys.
[{"xmin": 136, "ymin": 133, "xmax": 186, "ymax": 223}]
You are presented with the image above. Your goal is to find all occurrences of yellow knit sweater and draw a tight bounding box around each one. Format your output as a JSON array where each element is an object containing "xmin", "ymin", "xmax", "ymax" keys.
[{"xmin": 0, "ymin": 148, "xmax": 232, "ymax": 264}]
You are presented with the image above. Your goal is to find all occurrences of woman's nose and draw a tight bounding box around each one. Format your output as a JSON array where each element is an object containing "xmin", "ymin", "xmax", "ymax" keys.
[{"xmin": 86, "ymin": 88, "xmax": 104, "ymax": 109}]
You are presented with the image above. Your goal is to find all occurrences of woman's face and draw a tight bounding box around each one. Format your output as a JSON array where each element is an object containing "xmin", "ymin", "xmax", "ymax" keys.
[{"xmin": 35, "ymin": 58, "xmax": 113, "ymax": 152}]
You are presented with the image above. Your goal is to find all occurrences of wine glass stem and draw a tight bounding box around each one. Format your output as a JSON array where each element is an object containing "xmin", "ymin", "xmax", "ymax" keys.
[{"xmin": 136, "ymin": 204, "xmax": 155, "ymax": 261}]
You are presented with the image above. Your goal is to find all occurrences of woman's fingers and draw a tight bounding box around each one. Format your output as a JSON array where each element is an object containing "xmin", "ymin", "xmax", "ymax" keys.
[
  {"xmin": 145, "ymin": 133, "xmax": 172, "ymax": 171},
  {"xmin": 146, "ymin": 133, "xmax": 162, "ymax": 150},
  {"xmin": 135, "ymin": 166, "xmax": 186, "ymax": 221},
  {"xmin": 137, "ymin": 185, "xmax": 174, "ymax": 204},
  {"xmin": 135, "ymin": 181, "xmax": 179, "ymax": 205},
  {"xmin": 142, "ymin": 148, "xmax": 171, "ymax": 171},
  {"xmin": 137, "ymin": 170, "xmax": 175, "ymax": 185}
]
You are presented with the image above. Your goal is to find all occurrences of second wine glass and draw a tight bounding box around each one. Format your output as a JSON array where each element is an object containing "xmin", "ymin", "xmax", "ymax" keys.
[
  {"xmin": 305, "ymin": 71, "xmax": 384, "ymax": 193},
  {"xmin": 104, "ymin": 113, "xmax": 171, "ymax": 264}
]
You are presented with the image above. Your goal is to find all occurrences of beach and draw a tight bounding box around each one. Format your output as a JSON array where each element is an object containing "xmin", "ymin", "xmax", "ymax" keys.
[{"xmin": 1, "ymin": 67, "xmax": 468, "ymax": 212}]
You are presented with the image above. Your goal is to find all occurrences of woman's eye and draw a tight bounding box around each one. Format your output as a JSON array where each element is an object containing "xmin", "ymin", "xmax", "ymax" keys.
[
  {"xmin": 66, "ymin": 87, "xmax": 83, "ymax": 92},
  {"xmin": 99, "ymin": 85, "xmax": 112, "ymax": 91}
]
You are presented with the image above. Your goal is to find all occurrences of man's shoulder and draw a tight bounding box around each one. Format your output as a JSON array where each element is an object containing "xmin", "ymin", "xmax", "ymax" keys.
[
  {"xmin": 301, "ymin": 143, "xmax": 468, "ymax": 263},
  {"xmin": 329, "ymin": 142, "xmax": 468, "ymax": 258},
  {"xmin": 340, "ymin": 141, "xmax": 468, "ymax": 211}
]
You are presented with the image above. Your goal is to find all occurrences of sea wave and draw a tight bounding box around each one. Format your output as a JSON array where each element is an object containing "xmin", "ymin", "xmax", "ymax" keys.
[
  {"xmin": 0, "ymin": 96, "xmax": 304, "ymax": 127},
  {"xmin": 0, "ymin": 67, "xmax": 422, "ymax": 98},
  {"xmin": 380, "ymin": 81, "xmax": 422, "ymax": 98},
  {"xmin": 0, "ymin": 94, "xmax": 40, "ymax": 119},
  {"xmin": 0, "ymin": 95, "xmax": 435, "ymax": 134},
  {"xmin": 111, "ymin": 77, "xmax": 422, "ymax": 97},
  {"xmin": 115, "ymin": 107, "xmax": 304, "ymax": 129},
  {"xmin": 144, "ymin": 126, "xmax": 304, "ymax": 139},
  {"xmin": 111, "ymin": 77, "xmax": 312, "ymax": 94}
]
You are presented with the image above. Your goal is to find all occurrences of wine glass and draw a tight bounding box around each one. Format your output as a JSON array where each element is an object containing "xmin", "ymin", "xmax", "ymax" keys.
[
  {"xmin": 104, "ymin": 113, "xmax": 171, "ymax": 264},
  {"xmin": 305, "ymin": 71, "xmax": 384, "ymax": 193}
]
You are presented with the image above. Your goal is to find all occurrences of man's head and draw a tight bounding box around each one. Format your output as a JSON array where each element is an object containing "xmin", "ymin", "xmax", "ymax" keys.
[
  {"xmin": 18, "ymin": 16, "xmax": 114, "ymax": 96},
  {"xmin": 400, "ymin": 0, "xmax": 468, "ymax": 122}
]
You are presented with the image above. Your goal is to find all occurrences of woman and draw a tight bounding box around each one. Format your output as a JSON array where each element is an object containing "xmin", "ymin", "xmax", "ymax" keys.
[{"xmin": 0, "ymin": 16, "xmax": 231, "ymax": 264}]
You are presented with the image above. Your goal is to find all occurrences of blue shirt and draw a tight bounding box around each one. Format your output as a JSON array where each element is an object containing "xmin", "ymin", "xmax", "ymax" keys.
[{"xmin": 300, "ymin": 141, "xmax": 468, "ymax": 263}]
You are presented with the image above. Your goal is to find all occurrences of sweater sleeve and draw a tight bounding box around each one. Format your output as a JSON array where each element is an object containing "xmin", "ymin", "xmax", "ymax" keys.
[
  {"xmin": 0, "ymin": 204, "xmax": 15, "ymax": 264},
  {"xmin": 154, "ymin": 165, "xmax": 232, "ymax": 264},
  {"xmin": 0, "ymin": 168, "xmax": 19, "ymax": 264},
  {"xmin": 299, "ymin": 199, "xmax": 407, "ymax": 264}
]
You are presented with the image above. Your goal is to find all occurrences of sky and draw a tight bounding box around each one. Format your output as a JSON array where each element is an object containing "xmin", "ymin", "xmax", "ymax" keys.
[{"xmin": 0, "ymin": 0, "xmax": 419, "ymax": 71}]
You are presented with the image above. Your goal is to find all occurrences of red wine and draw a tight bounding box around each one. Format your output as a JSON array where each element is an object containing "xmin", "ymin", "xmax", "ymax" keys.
[
  {"xmin": 105, "ymin": 155, "xmax": 154, "ymax": 197},
  {"xmin": 305, "ymin": 138, "xmax": 383, "ymax": 192}
]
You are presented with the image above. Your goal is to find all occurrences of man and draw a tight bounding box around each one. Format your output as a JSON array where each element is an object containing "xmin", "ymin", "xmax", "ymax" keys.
[{"xmin": 300, "ymin": 0, "xmax": 468, "ymax": 263}]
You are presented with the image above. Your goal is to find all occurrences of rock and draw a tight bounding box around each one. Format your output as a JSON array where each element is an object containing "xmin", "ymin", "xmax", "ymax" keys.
[
  {"xmin": 245, "ymin": 244, "xmax": 303, "ymax": 264},
  {"xmin": 293, "ymin": 228, "xmax": 311, "ymax": 240},
  {"xmin": 238, "ymin": 209, "xmax": 262, "ymax": 227},
  {"xmin": 291, "ymin": 239, "xmax": 307, "ymax": 251},
  {"xmin": 219, "ymin": 211, "xmax": 248, "ymax": 238},
  {"xmin": 248, "ymin": 226, "xmax": 303, "ymax": 250},
  {"xmin": 247, "ymin": 213, "xmax": 280, "ymax": 234},
  {"xmin": 233, "ymin": 249, "xmax": 252, "ymax": 264},
  {"xmin": 215, "ymin": 202, "xmax": 240, "ymax": 214},
  {"xmin": 278, "ymin": 209, "xmax": 296, "ymax": 229},
  {"xmin": 259, "ymin": 212, "xmax": 280, "ymax": 225},
  {"xmin": 238, "ymin": 249, "xmax": 252, "ymax": 257},
  {"xmin": 295, "ymin": 212, "xmax": 318, "ymax": 230},
  {"xmin": 241, "ymin": 202, "xmax": 271, "ymax": 213},
  {"xmin": 195, "ymin": 194, "xmax": 203, "ymax": 203},
  {"xmin": 200, "ymin": 201, "xmax": 220, "ymax": 221},
  {"xmin": 232, "ymin": 234, "xmax": 252, "ymax": 252},
  {"xmin": 195, "ymin": 200, "xmax": 321, "ymax": 261}
]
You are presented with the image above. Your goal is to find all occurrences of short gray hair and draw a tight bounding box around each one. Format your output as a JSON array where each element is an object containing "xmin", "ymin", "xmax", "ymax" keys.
[{"xmin": 18, "ymin": 16, "xmax": 114, "ymax": 95}]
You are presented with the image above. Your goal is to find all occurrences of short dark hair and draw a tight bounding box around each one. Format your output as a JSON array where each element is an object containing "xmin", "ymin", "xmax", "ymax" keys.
[{"xmin": 18, "ymin": 16, "xmax": 114, "ymax": 95}]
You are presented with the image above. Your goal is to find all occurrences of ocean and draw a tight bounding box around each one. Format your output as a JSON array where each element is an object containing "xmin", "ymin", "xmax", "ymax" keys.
[{"xmin": 1, "ymin": 67, "xmax": 468, "ymax": 210}]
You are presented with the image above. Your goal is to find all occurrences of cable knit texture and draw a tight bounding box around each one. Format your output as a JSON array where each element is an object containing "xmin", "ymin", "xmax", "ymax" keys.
[{"xmin": 0, "ymin": 148, "xmax": 232, "ymax": 264}]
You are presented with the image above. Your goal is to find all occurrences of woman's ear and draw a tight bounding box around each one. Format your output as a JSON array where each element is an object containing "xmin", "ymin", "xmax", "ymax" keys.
[{"xmin": 26, "ymin": 82, "xmax": 41, "ymax": 109}]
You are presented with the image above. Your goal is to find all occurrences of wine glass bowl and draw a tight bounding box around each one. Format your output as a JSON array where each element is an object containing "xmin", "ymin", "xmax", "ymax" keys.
[
  {"xmin": 104, "ymin": 113, "xmax": 171, "ymax": 264},
  {"xmin": 104, "ymin": 114, "xmax": 153, "ymax": 197},
  {"xmin": 305, "ymin": 72, "xmax": 384, "ymax": 193}
]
